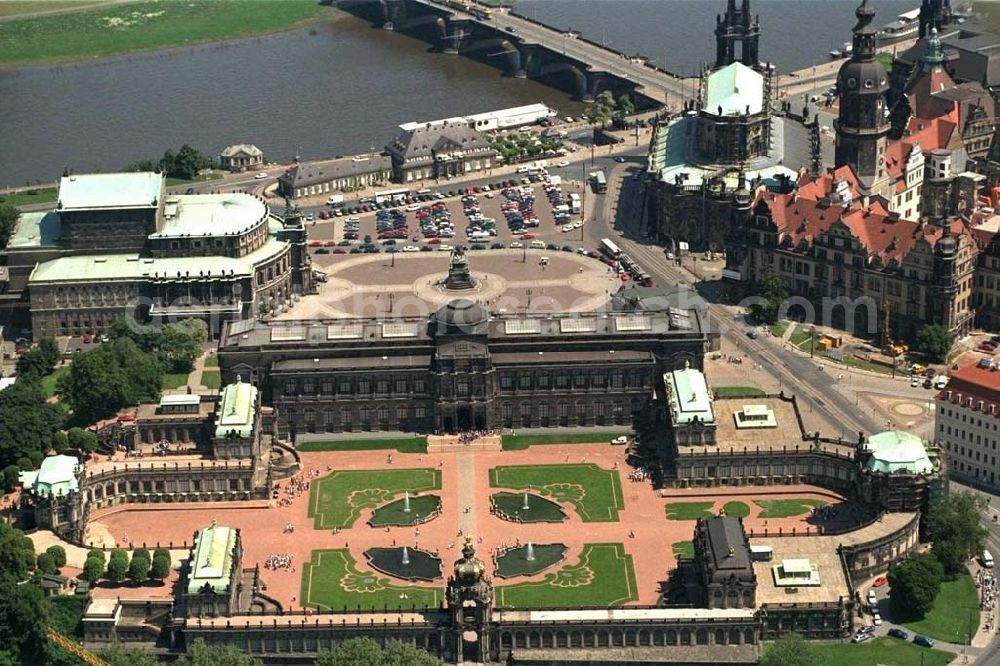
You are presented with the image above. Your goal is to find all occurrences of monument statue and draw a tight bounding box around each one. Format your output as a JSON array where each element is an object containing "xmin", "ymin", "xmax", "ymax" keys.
[{"xmin": 441, "ymin": 246, "xmax": 478, "ymax": 291}]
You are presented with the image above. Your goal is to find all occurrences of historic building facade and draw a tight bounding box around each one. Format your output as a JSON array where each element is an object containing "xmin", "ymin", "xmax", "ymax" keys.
[
  {"xmin": 935, "ymin": 359, "xmax": 1000, "ymax": 489},
  {"xmin": 385, "ymin": 121, "xmax": 497, "ymax": 184},
  {"xmin": 218, "ymin": 299, "xmax": 708, "ymax": 436},
  {"xmin": 0, "ymin": 172, "xmax": 314, "ymax": 338}
]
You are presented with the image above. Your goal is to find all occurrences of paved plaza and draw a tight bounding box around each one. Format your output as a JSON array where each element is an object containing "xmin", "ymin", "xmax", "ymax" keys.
[
  {"xmin": 89, "ymin": 441, "xmax": 837, "ymax": 610},
  {"xmin": 285, "ymin": 250, "xmax": 620, "ymax": 319}
]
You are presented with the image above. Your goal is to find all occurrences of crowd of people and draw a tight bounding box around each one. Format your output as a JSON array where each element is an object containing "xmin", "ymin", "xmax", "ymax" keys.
[
  {"xmin": 272, "ymin": 471, "xmax": 317, "ymax": 507},
  {"xmin": 979, "ymin": 568, "xmax": 997, "ymax": 634},
  {"xmin": 265, "ymin": 553, "xmax": 294, "ymax": 572},
  {"xmin": 628, "ymin": 467, "xmax": 651, "ymax": 483},
  {"xmin": 456, "ymin": 429, "xmax": 500, "ymax": 446}
]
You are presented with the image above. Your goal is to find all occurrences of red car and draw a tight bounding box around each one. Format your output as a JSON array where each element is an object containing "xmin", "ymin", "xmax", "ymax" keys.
[
  {"xmin": 521, "ymin": 233, "xmax": 536, "ymax": 240},
  {"xmin": 332, "ymin": 248, "xmax": 347, "ymax": 254},
  {"xmin": 323, "ymin": 240, "xmax": 337, "ymax": 247},
  {"xmin": 427, "ymin": 238, "xmax": 442, "ymax": 245},
  {"xmin": 318, "ymin": 209, "xmax": 330, "ymax": 220},
  {"xmin": 309, "ymin": 240, "xmax": 322, "ymax": 247}
]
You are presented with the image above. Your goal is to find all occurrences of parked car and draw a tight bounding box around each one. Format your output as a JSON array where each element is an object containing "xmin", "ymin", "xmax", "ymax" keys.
[
  {"xmin": 254, "ymin": 172, "xmax": 268, "ymax": 179},
  {"xmin": 913, "ymin": 635, "xmax": 935, "ymax": 648},
  {"xmin": 887, "ymin": 628, "xmax": 908, "ymax": 640}
]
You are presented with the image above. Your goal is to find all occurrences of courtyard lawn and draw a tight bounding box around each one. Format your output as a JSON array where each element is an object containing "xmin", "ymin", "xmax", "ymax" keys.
[
  {"xmin": 900, "ymin": 573, "xmax": 979, "ymax": 644},
  {"xmin": 200, "ymin": 370, "xmax": 221, "ymax": 390},
  {"xmin": 811, "ymin": 636, "xmax": 953, "ymax": 666},
  {"xmin": 308, "ymin": 468, "xmax": 441, "ymax": 529},
  {"xmin": 0, "ymin": 187, "xmax": 58, "ymax": 208},
  {"xmin": 300, "ymin": 549, "xmax": 441, "ymax": 611},
  {"xmin": 495, "ymin": 543, "xmax": 638, "ymax": 608},
  {"xmin": 501, "ymin": 432, "xmax": 627, "ymax": 451},
  {"xmin": 722, "ymin": 501, "xmax": 750, "ymax": 518},
  {"xmin": 0, "ymin": 0, "xmax": 332, "ymax": 67},
  {"xmin": 713, "ymin": 387, "xmax": 766, "ymax": 399},
  {"xmin": 161, "ymin": 372, "xmax": 190, "ymax": 390},
  {"xmin": 754, "ymin": 498, "xmax": 826, "ymax": 519},
  {"xmin": 664, "ymin": 501, "xmax": 715, "ymax": 521},
  {"xmin": 488, "ymin": 463, "xmax": 624, "ymax": 522},
  {"xmin": 671, "ymin": 540, "xmax": 694, "ymax": 560},
  {"xmin": 203, "ymin": 355, "xmax": 219, "ymax": 368},
  {"xmin": 768, "ymin": 320, "xmax": 790, "ymax": 338},
  {"xmin": 41, "ymin": 366, "xmax": 69, "ymax": 399},
  {"xmin": 789, "ymin": 330, "xmax": 812, "ymax": 349},
  {"xmin": 297, "ymin": 437, "xmax": 428, "ymax": 454}
]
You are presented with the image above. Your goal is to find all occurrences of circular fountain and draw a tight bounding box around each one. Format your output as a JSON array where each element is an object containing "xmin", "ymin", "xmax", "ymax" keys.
[
  {"xmin": 368, "ymin": 493, "xmax": 441, "ymax": 527},
  {"xmin": 491, "ymin": 491, "xmax": 566, "ymax": 523},
  {"xmin": 364, "ymin": 546, "xmax": 442, "ymax": 582},
  {"xmin": 494, "ymin": 543, "xmax": 567, "ymax": 578}
]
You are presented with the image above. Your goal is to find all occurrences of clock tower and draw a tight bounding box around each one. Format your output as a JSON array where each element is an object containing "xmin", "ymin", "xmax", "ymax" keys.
[{"xmin": 834, "ymin": 0, "xmax": 891, "ymax": 197}]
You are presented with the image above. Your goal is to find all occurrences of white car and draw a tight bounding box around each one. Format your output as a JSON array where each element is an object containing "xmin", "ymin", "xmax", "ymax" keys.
[
  {"xmin": 402, "ymin": 245, "xmax": 420, "ymax": 252},
  {"xmin": 406, "ymin": 204, "xmax": 420, "ymax": 211},
  {"xmin": 910, "ymin": 377, "xmax": 920, "ymax": 388},
  {"xmin": 571, "ymin": 221, "xmax": 584, "ymax": 229},
  {"xmin": 872, "ymin": 613, "xmax": 882, "ymax": 626},
  {"xmin": 438, "ymin": 244, "xmax": 453, "ymax": 251},
  {"xmin": 556, "ymin": 160, "xmax": 570, "ymax": 168},
  {"xmin": 347, "ymin": 216, "xmax": 360, "ymax": 222},
  {"xmin": 509, "ymin": 241, "xmax": 524, "ymax": 248},
  {"xmin": 254, "ymin": 172, "xmax": 268, "ymax": 179},
  {"xmin": 562, "ymin": 224, "xmax": 574, "ymax": 232},
  {"xmin": 611, "ymin": 435, "xmax": 629, "ymax": 445}
]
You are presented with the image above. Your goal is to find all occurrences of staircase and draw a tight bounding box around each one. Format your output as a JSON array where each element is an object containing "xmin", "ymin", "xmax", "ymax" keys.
[{"xmin": 427, "ymin": 435, "xmax": 501, "ymax": 454}]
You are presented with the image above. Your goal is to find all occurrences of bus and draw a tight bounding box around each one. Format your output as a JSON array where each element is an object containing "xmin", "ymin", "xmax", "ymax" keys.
[
  {"xmin": 374, "ymin": 188, "xmax": 410, "ymax": 204},
  {"xmin": 590, "ymin": 170, "xmax": 607, "ymax": 193},
  {"xmin": 599, "ymin": 238, "xmax": 621, "ymax": 259}
]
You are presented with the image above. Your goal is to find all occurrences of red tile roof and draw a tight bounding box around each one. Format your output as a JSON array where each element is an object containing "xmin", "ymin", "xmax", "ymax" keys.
[{"xmin": 936, "ymin": 362, "xmax": 1000, "ymax": 419}]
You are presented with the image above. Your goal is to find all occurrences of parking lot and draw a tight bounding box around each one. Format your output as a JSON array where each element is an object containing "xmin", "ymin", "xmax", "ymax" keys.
[{"xmin": 303, "ymin": 173, "xmax": 596, "ymax": 256}]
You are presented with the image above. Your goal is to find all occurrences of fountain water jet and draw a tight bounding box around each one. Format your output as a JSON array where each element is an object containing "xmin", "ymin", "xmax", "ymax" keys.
[
  {"xmin": 401, "ymin": 546, "xmax": 410, "ymax": 565},
  {"xmin": 525, "ymin": 542, "xmax": 535, "ymax": 561},
  {"xmin": 522, "ymin": 492, "xmax": 530, "ymax": 511},
  {"xmin": 403, "ymin": 490, "xmax": 411, "ymax": 513}
]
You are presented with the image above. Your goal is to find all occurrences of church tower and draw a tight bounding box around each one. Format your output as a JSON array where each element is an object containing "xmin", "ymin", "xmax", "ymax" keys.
[
  {"xmin": 715, "ymin": 0, "xmax": 760, "ymax": 68},
  {"xmin": 919, "ymin": 0, "xmax": 952, "ymax": 39},
  {"xmin": 446, "ymin": 537, "xmax": 494, "ymax": 662},
  {"xmin": 834, "ymin": 0, "xmax": 891, "ymax": 197}
]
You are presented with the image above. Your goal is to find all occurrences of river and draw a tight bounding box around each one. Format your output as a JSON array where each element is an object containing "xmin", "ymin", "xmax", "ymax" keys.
[{"xmin": 0, "ymin": 0, "xmax": 916, "ymax": 184}]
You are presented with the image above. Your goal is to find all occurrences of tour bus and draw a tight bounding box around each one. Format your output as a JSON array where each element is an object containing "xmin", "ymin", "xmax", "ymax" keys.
[
  {"xmin": 569, "ymin": 192, "xmax": 582, "ymax": 214},
  {"xmin": 374, "ymin": 188, "xmax": 410, "ymax": 204},
  {"xmin": 590, "ymin": 170, "xmax": 608, "ymax": 193},
  {"xmin": 600, "ymin": 238, "xmax": 622, "ymax": 259},
  {"xmin": 983, "ymin": 550, "xmax": 994, "ymax": 568}
]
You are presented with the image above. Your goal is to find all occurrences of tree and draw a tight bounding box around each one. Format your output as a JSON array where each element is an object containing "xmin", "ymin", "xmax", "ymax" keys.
[
  {"xmin": 615, "ymin": 94, "xmax": 635, "ymax": 122},
  {"xmin": 584, "ymin": 90, "xmax": 617, "ymax": 128},
  {"xmin": 929, "ymin": 491, "xmax": 988, "ymax": 576},
  {"xmin": 128, "ymin": 553, "xmax": 151, "ymax": 582},
  {"xmin": 916, "ymin": 323, "xmax": 953, "ymax": 362},
  {"xmin": 0, "ymin": 522, "xmax": 36, "ymax": 582},
  {"xmin": 0, "ymin": 377, "xmax": 64, "ymax": 470},
  {"xmin": 60, "ymin": 337, "xmax": 162, "ymax": 425},
  {"xmin": 888, "ymin": 552, "xmax": 944, "ymax": 618},
  {"xmin": 0, "ymin": 573, "xmax": 50, "ymax": 665},
  {"xmin": 15, "ymin": 339, "xmax": 60, "ymax": 379},
  {"xmin": 150, "ymin": 553, "xmax": 171, "ymax": 581},
  {"xmin": 315, "ymin": 638, "xmax": 440, "ymax": 666},
  {"xmin": 106, "ymin": 549, "xmax": 129, "ymax": 584},
  {"xmin": 46, "ymin": 545, "xmax": 67, "ymax": 569},
  {"xmin": 1, "ymin": 465, "xmax": 19, "ymax": 492},
  {"xmin": 161, "ymin": 319, "xmax": 208, "ymax": 372},
  {"xmin": 66, "ymin": 427, "xmax": 99, "ymax": 453},
  {"xmin": 36, "ymin": 551, "xmax": 57, "ymax": 576},
  {"xmin": 176, "ymin": 639, "xmax": 264, "ymax": 666},
  {"xmin": 82, "ymin": 555, "xmax": 104, "ymax": 582},
  {"xmin": 0, "ymin": 203, "xmax": 19, "ymax": 250},
  {"xmin": 759, "ymin": 632, "xmax": 820, "ymax": 666},
  {"xmin": 99, "ymin": 643, "xmax": 159, "ymax": 666},
  {"xmin": 749, "ymin": 270, "xmax": 788, "ymax": 324}
]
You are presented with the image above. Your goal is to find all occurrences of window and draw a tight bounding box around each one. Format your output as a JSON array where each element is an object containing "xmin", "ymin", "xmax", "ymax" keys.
[{"xmin": 501, "ymin": 375, "xmax": 514, "ymax": 389}]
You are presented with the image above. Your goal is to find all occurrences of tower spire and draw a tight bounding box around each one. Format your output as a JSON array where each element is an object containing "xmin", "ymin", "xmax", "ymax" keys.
[{"xmin": 922, "ymin": 27, "xmax": 944, "ymax": 72}]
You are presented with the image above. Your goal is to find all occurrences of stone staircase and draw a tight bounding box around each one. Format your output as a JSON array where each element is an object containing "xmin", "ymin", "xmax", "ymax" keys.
[{"xmin": 426, "ymin": 435, "xmax": 502, "ymax": 454}]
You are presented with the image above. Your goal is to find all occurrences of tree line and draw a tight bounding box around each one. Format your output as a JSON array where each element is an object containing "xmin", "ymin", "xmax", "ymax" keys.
[{"xmin": 124, "ymin": 144, "xmax": 215, "ymax": 181}]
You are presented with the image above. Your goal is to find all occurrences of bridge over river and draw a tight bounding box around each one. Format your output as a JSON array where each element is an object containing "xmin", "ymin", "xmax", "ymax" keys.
[{"xmin": 339, "ymin": 0, "xmax": 692, "ymax": 105}]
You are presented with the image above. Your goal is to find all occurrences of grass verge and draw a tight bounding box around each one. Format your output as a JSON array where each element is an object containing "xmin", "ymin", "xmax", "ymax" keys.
[
  {"xmin": 501, "ymin": 432, "xmax": 626, "ymax": 450},
  {"xmin": 722, "ymin": 501, "xmax": 750, "ymax": 517},
  {"xmin": 41, "ymin": 366, "xmax": 69, "ymax": 399},
  {"xmin": 160, "ymin": 372, "xmax": 190, "ymax": 390},
  {"xmin": 1, "ymin": 188, "xmax": 58, "ymax": 207},
  {"xmin": 495, "ymin": 543, "xmax": 637, "ymax": 608},
  {"xmin": 297, "ymin": 437, "xmax": 427, "ymax": 454},
  {"xmin": 754, "ymin": 498, "xmax": 826, "ymax": 519},
  {"xmin": 0, "ymin": 0, "xmax": 331, "ymax": 67},
  {"xmin": 665, "ymin": 501, "xmax": 715, "ymax": 521},
  {"xmin": 713, "ymin": 386, "xmax": 766, "ymax": 398},
  {"xmin": 899, "ymin": 573, "xmax": 980, "ymax": 644},
  {"xmin": 671, "ymin": 540, "xmax": 694, "ymax": 560},
  {"xmin": 812, "ymin": 636, "xmax": 953, "ymax": 666},
  {"xmin": 200, "ymin": 370, "xmax": 221, "ymax": 390}
]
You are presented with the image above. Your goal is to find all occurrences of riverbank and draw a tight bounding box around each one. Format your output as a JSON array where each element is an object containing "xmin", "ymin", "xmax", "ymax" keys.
[{"xmin": 0, "ymin": 0, "xmax": 336, "ymax": 68}]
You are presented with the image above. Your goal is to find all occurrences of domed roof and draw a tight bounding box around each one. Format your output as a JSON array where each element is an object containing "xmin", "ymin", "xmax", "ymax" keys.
[
  {"xmin": 453, "ymin": 537, "xmax": 485, "ymax": 584},
  {"xmin": 837, "ymin": 59, "xmax": 888, "ymax": 94},
  {"xmin": 935, "ymin": 222, "xmax": 957, "ymax": 256},
  {"xmin": 864, "ymin": 431, "xmax": 934, "ymax": 475},
  {"xmin": 432, "ymin": 299, "xmax": 489, "ymax": 334}
]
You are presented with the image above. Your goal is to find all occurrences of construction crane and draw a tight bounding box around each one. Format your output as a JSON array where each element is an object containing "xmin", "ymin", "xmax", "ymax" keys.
[{"xmin": 47, "ymin": 628, "xmax": 107, "ymax": 666}]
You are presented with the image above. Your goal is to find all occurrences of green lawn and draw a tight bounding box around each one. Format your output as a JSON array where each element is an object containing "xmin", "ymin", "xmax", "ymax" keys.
[
  {"xmin": 297, "ymin": 437, "xmax": 428, "ymax": 454},
  {"xmin": 789, "ymin": 330, "xmax": 812, "ymax": 348},
  {"xmin": 754, "ymin": 498, "xmax": 826, "ymax": 519},
  {"xmin": 300, "ymin": 549, "xmax": 441, "ymax": 611},
  {"xmin": 200, "ymin": 370, "xmax": 221, "ymax": 390},
  {"xmin": 664, "ymin": 501, "xmax": 715, "ymax": 521},
  {"xmin": 899, "ymin": 573, "xmax": 980, "ymax": 644},
  {"xmin": 165, "ymin": 171, "xmax": 224, "ymax": 187},
  {"xmin": 489, "ymin": 463, "xmax": 624, "ymax": 522},
  {"xmin": 0, "ymin": 0, "xmax": 332, "ymax": 67},
  {"xmin": 0, "ymin": 187, "xmax": 58, "ymax": 208},
  {"xmin": 812, "ymin": 637, "xmax": 953, "ymax": 666},
  {"xmin": 769, "ymin": 320, "xmax": 790, "ymax": 338},
  {"xmin": 501, "ymin": 431, "xmax": 626, "ymax": 450},
  {"xmin": 722, "ymin": 501, "xmax": 750, "ymax": 518},
  {"xmin": 41, "ymin": 366, "xmax": 69, "ymax": 399},
  {"xmin": 161, "ymin": 372, "xmax": 190, "ymax": 390},
  {"xmin": 671, "ymin": 540, "xmax": 694, "ymax": 560},
  {"xmin": 713, "ymin": 386, "xmax": 766, "ymax": 399},
  {"xmin": 495, "ymin": 543, "xmax": 638, "ymax": 608},
  {"xmin": 202, "ymin": 355, "xmax": 219, "ymax": 368},
  {"xmin": 308, "ymin": 468, "xmax": 441, "ymax": 529}
]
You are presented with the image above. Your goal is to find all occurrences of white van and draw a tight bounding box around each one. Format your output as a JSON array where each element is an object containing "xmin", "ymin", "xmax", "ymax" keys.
[
  {"xmin": 935, "ymin": 375, "xmax": 949, "ymax": 389},
  {"xmin": 982, "ymin": 550, "xmax": 994, "ymax": 568}
]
